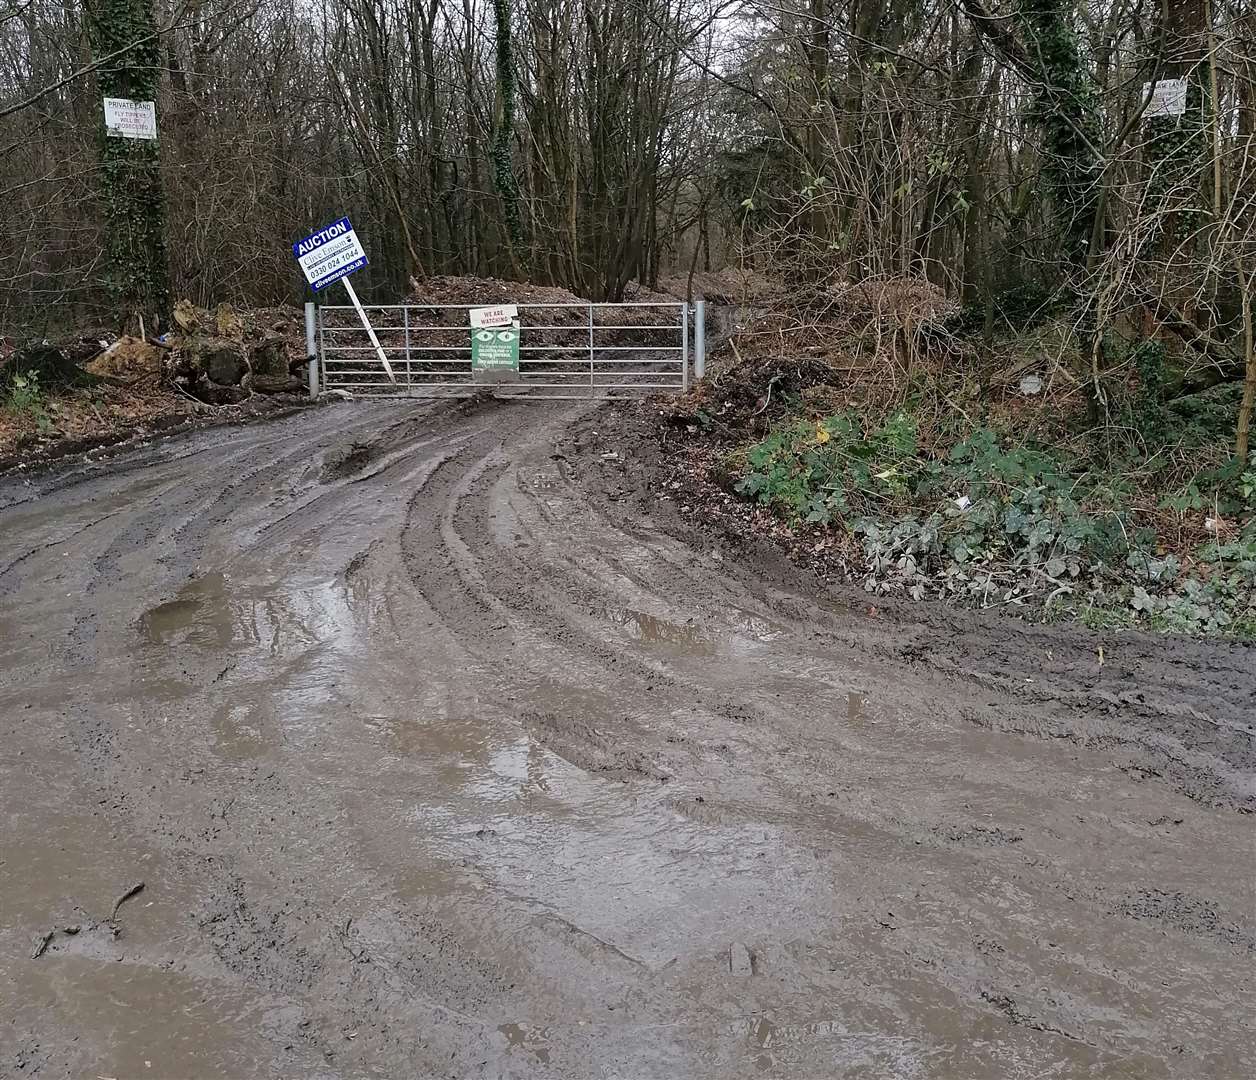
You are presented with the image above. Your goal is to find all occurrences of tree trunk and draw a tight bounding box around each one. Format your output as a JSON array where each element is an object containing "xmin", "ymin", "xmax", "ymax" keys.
[
  {"xmin": 1238, "ymin": 265, "xmax": 1254, "ymax": 460},
  {"xmin": 1013, "ymin": 0, "xmax": 1102, "ymax": 278},
  {"xmin": 806, "ymin": 0, "xmax": 829, "ymax": 242},
  {"xmin": 490, "ymin": 0, "xmax": 524, "ymax": 265},
  {"xmin": 1145, "ymin": 0, "xmax": 1210, "ymax": 273},
  {"xmin": 86, "ymin": 0, "xmax": 171, "ymax": 331}
]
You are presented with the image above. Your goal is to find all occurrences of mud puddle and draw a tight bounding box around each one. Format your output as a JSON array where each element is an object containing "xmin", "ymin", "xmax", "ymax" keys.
[
  {"xmin": 138, "ymin": 570, "xmax": 350, "ymax": 653},
  {"xmin": 607, "ymin": 606, "xmax": 714, "ymax": 654},
  {"xmin": 3, "ymin": 400, "xmax": 1254, "ymax": 1078},
  {"xmin": 605, "ymin": 604, "xmax": 784, "ymax": 659}
]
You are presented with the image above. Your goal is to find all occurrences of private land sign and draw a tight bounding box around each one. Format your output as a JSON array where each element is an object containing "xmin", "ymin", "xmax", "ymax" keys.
[
  {"xmin": 1143, "ymin": 78, "xmax": 1188, "ymax": 120},
  {"xmin": 293, "ymin": 217, "xmax": 368, "ymax": 291},
  {"xmin": 103, "ymin": 97, "xmax": 157, "ymax": 140}
]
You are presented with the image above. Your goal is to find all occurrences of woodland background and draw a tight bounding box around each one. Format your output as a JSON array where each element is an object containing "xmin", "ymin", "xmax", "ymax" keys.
[
  {"xmin": 0, "ymin": 0, "xmax": 1251, "ymax": 324},
  {"xmin": 3, "ymin": 0, "xmax": 1256, "ymax": 634}
]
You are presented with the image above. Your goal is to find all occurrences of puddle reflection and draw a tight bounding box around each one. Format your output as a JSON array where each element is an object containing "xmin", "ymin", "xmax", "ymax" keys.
[
  {"xmin": 210, "ymin": 700, "xmax": 268, "ymax": 760},
  {"xmin": 607, "ymin": 607, "xmax": 713, "ymax": 655},
  {"xmin": 139, "ymin": 572, "xmax": 329, "ymax": 652},
  {"xmin": 137, "ymin": 570, "xmax": 388, "ymax": 658},
  {"xmin": 606, "ymin": 605, "xmax": 784, "ymax": 658}
]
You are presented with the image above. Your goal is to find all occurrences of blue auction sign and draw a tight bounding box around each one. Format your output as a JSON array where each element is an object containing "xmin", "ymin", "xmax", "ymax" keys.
[{"xmin": 293, "ymin": 217, "xmax": 368, "ymax": 291}]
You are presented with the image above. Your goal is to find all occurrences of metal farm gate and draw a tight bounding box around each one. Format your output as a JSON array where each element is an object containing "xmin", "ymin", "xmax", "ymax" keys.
[{"xmin": 304, "ymin": 301, "xmax": 706, "ymax": 400}]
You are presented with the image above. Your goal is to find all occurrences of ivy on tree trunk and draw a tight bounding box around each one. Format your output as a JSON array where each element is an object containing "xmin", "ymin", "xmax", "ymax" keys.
[
  {"xmin": 86, "ymin": 0, "xmax": 171, "ymax": 331},
  {"xmin": 490, "ymin": 0, "xmax": 524, "ymax": 254},
  {"xmin": 1015, "ymin": 0, "xmax": 1102, "ymax": 274},
  {"xmin": 1144, "ymin": 0, "xmax": 1211, "ymax": 258}
]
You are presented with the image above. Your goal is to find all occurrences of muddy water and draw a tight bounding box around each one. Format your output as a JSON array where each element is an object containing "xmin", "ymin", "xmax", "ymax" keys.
[{"xmin": 1, "ymin": 400, "xmax": 1253, "ymax": 1078}]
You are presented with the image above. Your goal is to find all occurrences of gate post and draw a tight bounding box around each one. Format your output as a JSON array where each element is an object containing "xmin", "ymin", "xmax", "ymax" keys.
[
  {"xmin": 304, "ymin": 302, "xmax": 318, "ymax": 399},
  {"xmin": 682, "ymin": 302, "xmax": 690, "ymax": 393},
  {"xmin": 403, "ymin": 305, "xmax": 412, "ymax": 391},
  {"xmin": 693, "ymin": 300, "xmax": 706, "ymax": 382}
]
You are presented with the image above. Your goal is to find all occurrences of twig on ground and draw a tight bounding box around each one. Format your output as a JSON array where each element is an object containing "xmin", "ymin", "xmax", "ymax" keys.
[
  {"xmin": 109, "ymin": 881, "xmax": 145, "ymax": 921},
  {"xmin": 30, "ymin": 929, "xmax": 54, "ymax": 959},
  {"xmin": 751, "ymin": 374, "xmax": 782, "ymax": 417},
  {"xmin": 166, "ymin": 380, "xmax": 213, "ymax": 409}
]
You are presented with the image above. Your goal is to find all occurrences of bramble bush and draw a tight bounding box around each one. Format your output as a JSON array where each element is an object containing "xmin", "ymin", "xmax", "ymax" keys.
[
  {"xmin": 729, "ymin": 411, "xmax": 1256, "ymax": 636},
  {"xmin": 3, "ymin": 371, "xmax": 54, "ymax": 433}
]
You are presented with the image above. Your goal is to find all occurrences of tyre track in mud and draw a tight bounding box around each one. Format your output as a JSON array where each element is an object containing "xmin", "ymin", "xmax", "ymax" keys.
[
  {"xmin": 574, "ymin": 410, "xmax": 1256, "ymax": 807},
  {"xmin": 1, "ymin": 399, "xmax": 1253, "ymax": 1079}
]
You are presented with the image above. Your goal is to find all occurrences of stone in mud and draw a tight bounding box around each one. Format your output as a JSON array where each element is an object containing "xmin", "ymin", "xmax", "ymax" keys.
[{"xmin": 729, "ymin": 941, "xmax": 753, "ymax": 975}]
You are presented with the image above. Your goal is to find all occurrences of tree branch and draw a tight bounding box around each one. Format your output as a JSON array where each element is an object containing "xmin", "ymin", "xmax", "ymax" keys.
[{"xmin": 0, "ymin": 10, "xmax": 190, "ymax": 122}]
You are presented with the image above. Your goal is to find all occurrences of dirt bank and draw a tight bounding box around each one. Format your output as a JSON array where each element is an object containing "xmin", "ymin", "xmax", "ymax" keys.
[
  {"xmin": 0, "ymin": 392, "xmax": 318, "ymax": 477},
  {"xmin": 1, "ymin": 399, "xmax": 1252, "ymax": 1078},
  {"xmin": 1, "ymin": 304, "xmax": 312, "ymax": 470}
]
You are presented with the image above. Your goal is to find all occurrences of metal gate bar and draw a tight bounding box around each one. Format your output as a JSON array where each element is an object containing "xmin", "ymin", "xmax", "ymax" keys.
[{"xmin": 309, "ymin": 301, "xmax": 701, "ymax": 400}]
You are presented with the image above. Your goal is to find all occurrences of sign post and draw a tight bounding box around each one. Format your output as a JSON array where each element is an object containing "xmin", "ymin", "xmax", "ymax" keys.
[{"xmin": 293, "ymin": 217, "xmax": 394, "ymax": 383}]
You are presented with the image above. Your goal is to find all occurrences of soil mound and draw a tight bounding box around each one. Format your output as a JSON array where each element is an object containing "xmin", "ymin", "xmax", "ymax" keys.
[{"xmin": 407, "ymin": 274, "xmax": 587, "ymax": 309}]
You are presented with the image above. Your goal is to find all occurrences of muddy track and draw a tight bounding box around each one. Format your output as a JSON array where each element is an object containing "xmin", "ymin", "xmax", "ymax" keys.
[{"xmin": 1, "ymin": 400, "xmax": 1252, "ymax": 1079}]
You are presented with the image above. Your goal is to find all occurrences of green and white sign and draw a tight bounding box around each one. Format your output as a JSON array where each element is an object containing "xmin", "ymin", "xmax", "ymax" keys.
[{"xmin": 471, "ymin": 323, "xmax": 520, "ymax": 372}]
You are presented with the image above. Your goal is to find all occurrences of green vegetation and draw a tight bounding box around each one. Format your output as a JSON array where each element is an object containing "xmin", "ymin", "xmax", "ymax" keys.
[
  {"xmin": 728, "ymin": 406, "xmax": 1256, "ymax": 637},
  {"xmin": 2, "ymin": 371, "xmax": 54, "ymax": 433},
  {"xmin": 5, "ymin": 371, "xmax": 42, "ymax": 412}
]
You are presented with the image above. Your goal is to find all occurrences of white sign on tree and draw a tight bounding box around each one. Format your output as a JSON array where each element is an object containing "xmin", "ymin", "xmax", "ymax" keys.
[
  {"xmin": 103, "ymin": 97, "xmax": 157, "ymax": 140},
  {"xmin": 1142, "ymin": 79, "xmax": 1188, "ymax": 120}
]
